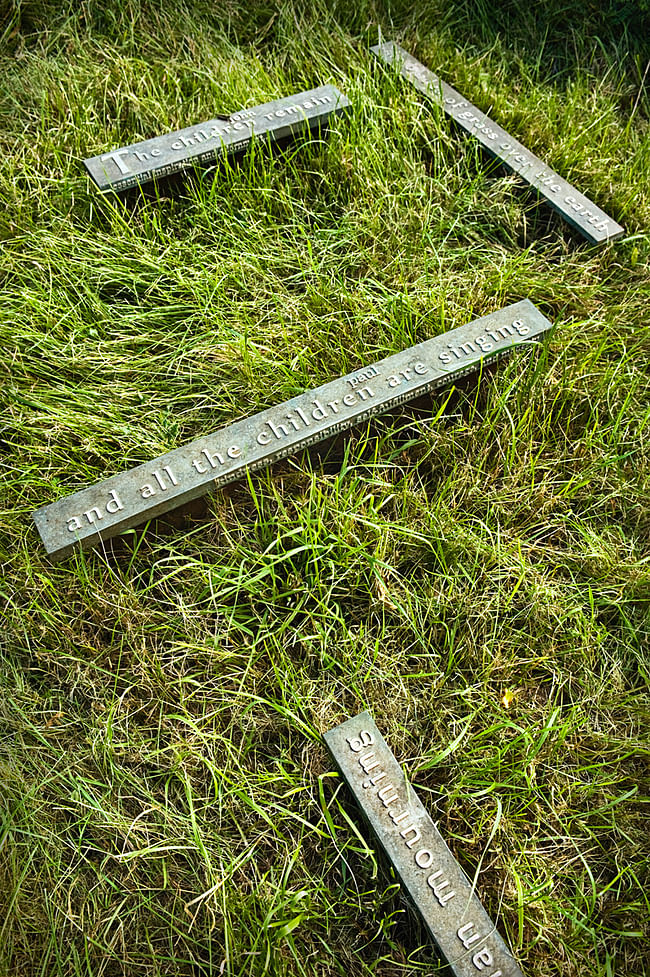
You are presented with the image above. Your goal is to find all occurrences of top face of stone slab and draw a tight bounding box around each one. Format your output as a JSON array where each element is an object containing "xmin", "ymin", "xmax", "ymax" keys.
[
  {"xmin": 372, "ymin": 42, "xmax": 623, "ymax": 245},
  {"xmin": 84, "ymin": 84, "xmax": 350, "ymax": 192},
  {"xmin": 324, "ymin": 711, "xmax": 525, "ymax": 977},
  {"xmin": 32, "ymin": 300, "xmax": 552, "ymax": 560}
]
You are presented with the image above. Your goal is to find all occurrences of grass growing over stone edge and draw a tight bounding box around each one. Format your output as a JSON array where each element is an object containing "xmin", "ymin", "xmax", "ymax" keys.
[{"xmin": 1, "ymin": 1, "xmax": 649, "ymax": 975}]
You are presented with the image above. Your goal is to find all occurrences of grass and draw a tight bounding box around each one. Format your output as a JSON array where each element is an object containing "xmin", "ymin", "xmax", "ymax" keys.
[{"xmin": 1, "ymin": 1, "xmax": 649, "ymax": 975}]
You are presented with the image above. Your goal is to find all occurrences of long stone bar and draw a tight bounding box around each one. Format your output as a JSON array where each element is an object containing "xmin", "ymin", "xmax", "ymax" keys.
[
  {"xmin": 324, "ymin": 712, "xmax": 525, "ymax": 977},
  {"xmin": 84, "ymin": 85, "xmax": 350, "ymax": 192},
  {"xmin": 372, "ymin": 41, "xmax": 623, "ymax": 245},
  {"xmin": 33, "ymin": 300, "xmax": 552, "ymax": 559}
]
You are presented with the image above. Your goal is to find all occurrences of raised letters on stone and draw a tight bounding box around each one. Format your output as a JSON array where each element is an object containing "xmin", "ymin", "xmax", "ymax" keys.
[
  {"xmin": 324, "ymin": 712, "xmax": 525, "ymax": 977},
  {"xmin": 84, "ymin": 85, "xmax": 350, "ymax": 192},
  {"xmin": 372, "ymin": 41, "xmax": 623, "ymax": 246},
  {"xmin": 32, "ymin": 300, "xmax": 552, "ymax": 560}
]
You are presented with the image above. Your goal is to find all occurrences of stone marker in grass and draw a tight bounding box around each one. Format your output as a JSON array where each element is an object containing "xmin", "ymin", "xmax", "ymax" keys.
[
  {"xmin": 324, "ymin": 711, "xmax": 525, "ymax": 977},
  {"xmin": 32, "ymin": 300, "xmax": 552, "ymax": 560},
  {"xmin": 372, "ymin": 41, "xmax": 623, "ymax": 246},
  {"xmin": 84, "ymin": 85, "xmax": 350, "ymax": 192}
]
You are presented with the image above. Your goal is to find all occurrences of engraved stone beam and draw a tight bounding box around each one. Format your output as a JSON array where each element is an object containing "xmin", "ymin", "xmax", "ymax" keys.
[
  {"xmin": 324, "ymin": 711, "xmax": 525, "ymax": 976},
  {"xmin": 372, "ymin": 41, "xmax": 623, "ymax": 245},
  {"xmin": 84, "ymin": 85, "xmax": 350, "ymax": 192},
  {"xmin": 33, "ymin": 300, "xmax": 552, "ymax": 560}
]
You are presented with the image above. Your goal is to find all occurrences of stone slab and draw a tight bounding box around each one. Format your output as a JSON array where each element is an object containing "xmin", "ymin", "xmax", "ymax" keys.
[
  {"xmin": 84, "ymin": 85, "xmax": 350, "ymax": 192},
  {"xmin": 371, "ymin": 41, "xmax": 623, "ymax": 245},
  {"xmin": 32, "ymin": 300, "xmax": 552, "ymax": 560},
  {"xmin": 324, "ymin": 711, "xmax": 525, "ymax": 977}
]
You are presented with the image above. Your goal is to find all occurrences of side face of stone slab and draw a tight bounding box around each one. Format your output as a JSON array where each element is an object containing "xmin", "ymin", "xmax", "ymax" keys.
[
  {"xmin": 324, "ymin": 711, "xmax": 525, "ymax": 976},
  {"xmin": 32, "ymin": 300, "xmax": 552, "ymax": 559},
  {"xmin": 372, "ymin": 41, "xmax": 623, "ymax": 245},
  {"xmin": 84, "ymin": 85, "xmax": 350, "ymax": 192}
]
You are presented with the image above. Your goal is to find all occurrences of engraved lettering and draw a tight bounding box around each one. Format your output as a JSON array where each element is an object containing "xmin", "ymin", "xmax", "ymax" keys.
[
  {"xmin": 371, "ymin": 42, "xmax": 622, "ymax": 244},
  {"xmin": 84, "ymin": 86, "xmax": 349, "ymax": 193},
  {"xmin": 101, "ymin": 150, "xmax": 131, "ymax": 174},
  {"xmin": 164, "ymin": 465, "xmax": 178, "ymax": 486},
  {"xmin": 400, "ymin": 824, "xmax": 422, "ymax": 848},
  {"xmin": 359, "ymin": 751, "xmax": 380, "ymax": 773},
  {"xmin": 202, "ymin": 448, "xmax": 226, "ymax": 467},
  {"xmin": 33, "ymin": 301, "xmax": 551, "ymax": 559},
  {"xmin": 362, "ymin": 772, "xmax": 386, "ymax": 788},
  {"xmin": 376, "ymin": 783, "xmax": 396, "ymax": 801},
  {"xmin": 389, "ymin": 809, "xmax": 411, "ymax": 825},
  {"xmin": 457, "ymin": 922, "xmax": 482, "ymax": 949},
  {"xmin": 472, "ymin": 948, "xmax": 494, "ymax": 969},
  {"xmin": 105, "ymin": 489, "xmax": 124, "ymax": 514},
  {"xmin": 311, "ymin": 399, "xmax": 328, "ymax": 420},
  {"xmin": 323, "ymin": 711, "xmax": 525, "ymax": 977},
  {"xmin": 379, "ymin": 788, "xmax": 399, "ymax": 807},
  {"xmin": 512, "ymin": 318, "xmax": 529, "ymax": 336},
  {"xmin": 428, "ymin": 870, "xmax": 456, "ymax": 906},
  {"xmin": 414, "ymin": 848, "xmax": 433, "ymax": 868},
  {"xmin": 268, "ymin": 419, "xmax": 290, "ymax": 439}
]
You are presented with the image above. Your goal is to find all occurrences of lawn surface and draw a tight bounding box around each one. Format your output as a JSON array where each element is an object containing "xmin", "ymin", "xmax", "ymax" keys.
[{"xmin": 1, "ymin": 2, "xmax": 649, "ymax": 975}]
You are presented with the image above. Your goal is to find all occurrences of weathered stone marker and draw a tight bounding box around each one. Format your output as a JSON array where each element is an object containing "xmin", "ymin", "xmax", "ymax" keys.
[
  {"xmin": 372, "ymin": 41, "xmax": 623, "ymax": 246},
  {"xmin": 84, "ymin": 85, "xmax": 350, "ymax": 192},
  {"xmin": 33, "ymin": 300, "xmax": 552, "ymax": 559},
  {"xmin": 324, "ymin": 711, "xmax": 525, "ymax": 977}
]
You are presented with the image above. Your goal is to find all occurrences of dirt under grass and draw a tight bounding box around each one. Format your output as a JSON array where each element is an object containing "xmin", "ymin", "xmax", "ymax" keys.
[{"xmin": 1, "ymin": 2, "xmax": 649, "ymax": 975}]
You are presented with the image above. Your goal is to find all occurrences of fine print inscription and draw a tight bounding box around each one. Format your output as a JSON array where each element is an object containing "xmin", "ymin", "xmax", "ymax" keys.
[
  {"xmin": 372, "ymin": 42, "xmax": 623, "ymax": 246},
  {"xmin": 32, "ymin": 300, "xmax": 552, "ymax": 560},
  {"xmin": 324, "ymin": 712, "xmax": 525, "ymax": 977},
  {"xmin": 84, "ymin": 85, "xmax": 350, "ymax": 192}
]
